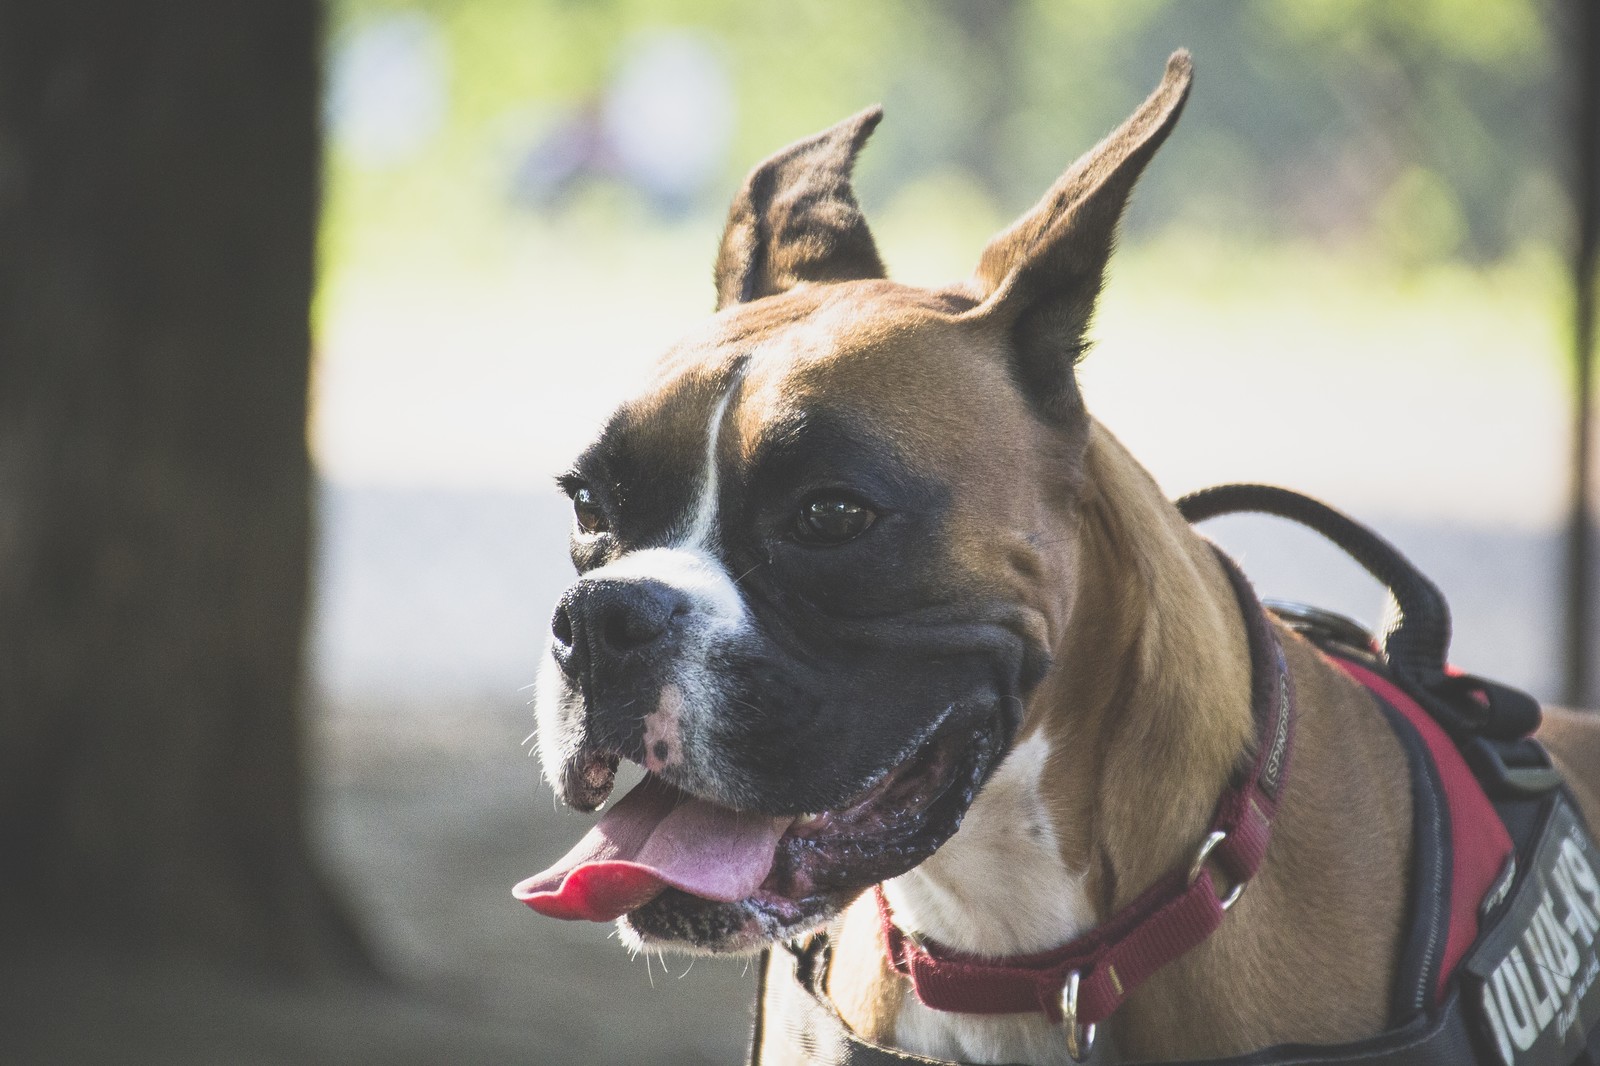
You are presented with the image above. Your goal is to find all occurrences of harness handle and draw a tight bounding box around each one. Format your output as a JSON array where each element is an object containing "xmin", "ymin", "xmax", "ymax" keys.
[{"xmin": 1177, "ymin": 484, "xmax": 1534, "ymax": 741}]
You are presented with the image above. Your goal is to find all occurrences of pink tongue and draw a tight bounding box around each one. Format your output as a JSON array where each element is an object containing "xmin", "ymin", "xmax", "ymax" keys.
[{"xmin": 514, "ymin": 776, "xmax": 795, "ymax": 922}]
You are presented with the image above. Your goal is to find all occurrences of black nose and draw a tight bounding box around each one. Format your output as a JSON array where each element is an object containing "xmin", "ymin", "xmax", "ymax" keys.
[{"xmin": 551, "ymin": 578, "xmax": 692, "ymax": 682}]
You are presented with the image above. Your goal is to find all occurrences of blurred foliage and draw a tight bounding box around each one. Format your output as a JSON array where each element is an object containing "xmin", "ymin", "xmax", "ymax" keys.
[
  {"xmin": 310, "ymin": 0, "xmax": 1584, "ymax": 503},
  {"xmin": 321, "ymin": 0, "xmax": 1568, "ymax": 283}
]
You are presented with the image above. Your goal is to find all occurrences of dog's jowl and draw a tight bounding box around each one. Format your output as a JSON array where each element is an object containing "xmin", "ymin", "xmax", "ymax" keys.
[{"xmin": 517, "ymin": 50, "xmax": 1600, "ymax": 1066}]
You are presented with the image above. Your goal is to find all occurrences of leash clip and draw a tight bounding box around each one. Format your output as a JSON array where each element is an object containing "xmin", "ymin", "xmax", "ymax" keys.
[
  {"xmin": 1188, "ymin": 830, "xmax": 1244, "ymax": 911},
  {"xmin": 1062, "ymin": 969, "xmax": 1097, "ymax": 1062}
]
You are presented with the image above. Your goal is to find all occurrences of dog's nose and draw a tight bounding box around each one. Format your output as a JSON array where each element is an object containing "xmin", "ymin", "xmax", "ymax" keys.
[{"xmin": 551, "ymin": 578, "xmax": 691, "ymax": 681}]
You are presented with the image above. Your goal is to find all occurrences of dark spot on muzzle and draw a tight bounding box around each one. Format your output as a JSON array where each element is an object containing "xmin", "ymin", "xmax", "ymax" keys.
[{"xmin": 549, "ymin": 576, "xmax": 696, "ymax": 795}]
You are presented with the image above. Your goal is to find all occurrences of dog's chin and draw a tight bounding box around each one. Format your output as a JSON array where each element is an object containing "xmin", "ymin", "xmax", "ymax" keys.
[
  {"xmin": 619, "ymin": 889, "xmax": 849, "ymax": 956},
  {"xmin": 616, "ymin": 707, "xmax": 1010, "ymax": 955}
]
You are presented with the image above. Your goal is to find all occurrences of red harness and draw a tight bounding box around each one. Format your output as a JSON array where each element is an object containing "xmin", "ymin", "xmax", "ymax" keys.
[{"xmin": 1333, "ymin": 658, "xmax": 1513, "ymax": 1005}]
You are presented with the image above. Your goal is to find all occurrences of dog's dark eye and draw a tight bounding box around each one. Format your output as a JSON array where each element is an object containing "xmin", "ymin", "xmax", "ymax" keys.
[
  {"xmin": 795, "ymin": 497, "xmax": 876, "ymax": 545},
  {"xmin": 572, "ymin": 487, "xmax": 609, "ymax": 535}
]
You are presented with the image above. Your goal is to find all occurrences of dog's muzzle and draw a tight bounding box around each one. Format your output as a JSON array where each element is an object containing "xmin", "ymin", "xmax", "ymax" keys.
[{"xmin": 552, "ymin": 576, "xmax": 691, "ymax": 691}]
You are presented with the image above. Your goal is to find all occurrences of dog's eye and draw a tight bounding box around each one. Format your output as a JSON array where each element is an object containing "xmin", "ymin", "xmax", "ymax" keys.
[
  {"xmin": 572, "ymin": 487, "xmax": 609, "ymax": 535},
  {"xmin": 795, "ymin": 497, "xmax": 876, "ymax": 545}
]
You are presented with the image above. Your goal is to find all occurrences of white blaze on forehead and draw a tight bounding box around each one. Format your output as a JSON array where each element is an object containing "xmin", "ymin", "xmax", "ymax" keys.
[
  {"xmin": 531, "ymin": 377, "xmax": 749, "ymax": 797},
  {"xmin": 683, "ymin": 383, "xmax": 738, "ymax": 549},
  {"xmin": 583, "ymin": 376, "xmax": 749, "ymax": 626}
]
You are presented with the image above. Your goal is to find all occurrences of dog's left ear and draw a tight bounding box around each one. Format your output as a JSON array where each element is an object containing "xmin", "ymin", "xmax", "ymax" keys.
[
  {"xmin": 713, "ymin": 107, "xmax": 887, "ymax": 309},
  {"xmin": 969, "ymin": 51, "xmax": 1192, "ymax": 421}
]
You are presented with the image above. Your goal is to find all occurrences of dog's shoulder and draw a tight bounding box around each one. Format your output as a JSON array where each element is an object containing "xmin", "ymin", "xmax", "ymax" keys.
[{"xmin": 1540, "ymin": 706, "xmax": 1600, "ymax": 830}]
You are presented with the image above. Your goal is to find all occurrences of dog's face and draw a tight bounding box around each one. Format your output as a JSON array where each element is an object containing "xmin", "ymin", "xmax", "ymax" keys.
[{"xmin": 523, "ymin": 54, "xmax": 1192, "ymax": 953}]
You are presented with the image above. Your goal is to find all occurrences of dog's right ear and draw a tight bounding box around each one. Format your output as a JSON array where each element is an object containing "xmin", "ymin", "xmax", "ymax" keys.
[
  {"xmin": 713, "ymin": 108, "xmax": 887, "ymax": 310},
  {"xmin": 967, "ymin": 51, "xmax": 1192, "ymax": 422}
]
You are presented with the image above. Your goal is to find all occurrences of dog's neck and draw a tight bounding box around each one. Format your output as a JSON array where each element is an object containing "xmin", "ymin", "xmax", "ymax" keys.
[
  {"xmin": 1040, "ymin": 422, "xmax": 1260, "ymax": 920},
  {"xmin": 836, "ymin": 421, "xmax": 1411, "ymax": 1063},
  {"xmin": 861, "ymin": 423, "xmax": 1249, "ymax": 1060},
  {"xmin": 884, "ymin": 420, "xmax": 1256, "ymax": 933}
]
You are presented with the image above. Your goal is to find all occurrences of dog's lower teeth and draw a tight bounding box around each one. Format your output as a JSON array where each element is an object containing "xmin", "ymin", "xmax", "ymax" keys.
[{"xmin": 796, "ymin": 813, "xmax": 827, "ymax": 829}]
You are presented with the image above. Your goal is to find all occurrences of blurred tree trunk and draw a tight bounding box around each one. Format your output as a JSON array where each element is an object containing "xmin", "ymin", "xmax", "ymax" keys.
[
  {"xmin": 1565, "ymin": 0, "xmax": 1600, "ymax": 708},
  {"xmin": 0, "ymin": 0, "xmax": 367, "ymax": 973}
]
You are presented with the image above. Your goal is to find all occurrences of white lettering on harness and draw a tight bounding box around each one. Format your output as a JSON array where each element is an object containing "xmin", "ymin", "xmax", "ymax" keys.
[
  {"xmin": 1480, "ymin": 835, "xmax": 1600, "ymax": 1065},
  {"xmin": 1560, "ymin": 835, "xmax": 1600, "ymax": 943}
]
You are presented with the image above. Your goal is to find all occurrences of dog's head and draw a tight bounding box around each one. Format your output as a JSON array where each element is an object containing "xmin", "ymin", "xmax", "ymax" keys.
[{"xmin": 519, "ymin": 53, "xmax": 1192, "ymax": 953}]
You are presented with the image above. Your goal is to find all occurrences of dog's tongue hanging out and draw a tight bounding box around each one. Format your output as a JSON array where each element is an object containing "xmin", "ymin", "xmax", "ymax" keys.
[{"xmin": 514, "ymin": 776, "xmax": 794, "ymax": 921}]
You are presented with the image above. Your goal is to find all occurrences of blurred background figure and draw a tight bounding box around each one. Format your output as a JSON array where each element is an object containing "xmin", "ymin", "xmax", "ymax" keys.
[
  {"xmin": 510, "ymin": 31, "xmax": 734, "ymax": 213},
  {"xmin": 2, "ymin": 1, "xmax": 1595, "ymax": 1063},
  {"xmin": 327, "ymin": 12, "xmax": 450, "ymax": 169}
]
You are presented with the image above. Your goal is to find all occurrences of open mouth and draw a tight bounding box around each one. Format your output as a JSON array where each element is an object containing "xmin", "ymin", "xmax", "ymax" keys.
[{"xmin": 514, "ymin": 709, "xmax": 1007, "ymax": 951}]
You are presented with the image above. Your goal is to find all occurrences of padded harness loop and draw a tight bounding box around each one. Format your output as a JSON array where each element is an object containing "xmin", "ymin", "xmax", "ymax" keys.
[
  {"xmin": 1176, "ymin": 483, "xmax": 1451, "ymax": 689},
  {"xmin": 1176, "ymin": 484, "xmax": 1539, "ymax": 741}
]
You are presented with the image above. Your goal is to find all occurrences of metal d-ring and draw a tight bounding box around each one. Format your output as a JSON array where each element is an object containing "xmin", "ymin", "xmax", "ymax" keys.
[
  {"xmin": 1188, "ymin": 830, "xmax": 1244, "ymax": 911},
  {"xmin": 1062, "ymin": 969, "xmax": 1097, "ymax": 1063}
]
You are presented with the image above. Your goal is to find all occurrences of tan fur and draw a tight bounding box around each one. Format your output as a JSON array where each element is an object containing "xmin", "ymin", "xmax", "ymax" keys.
[
  {"xmin": 1542, "ymin": 707, "xmax": 1600, "ymax": 831},
  {"xmin": 679, "ymin": 50, "xmax": 1600, "ymax": 1063},
  {"xmin": 823, "ymin": 425, "xmax": 1421, "ymax": 1059},
  {"xmin": 813, "ymin": 424, "xmax": 1600, "ymax": 1062},
  {"xmin": 826, "ymin": 897, "xmax": 904, "ymax": 1046}
]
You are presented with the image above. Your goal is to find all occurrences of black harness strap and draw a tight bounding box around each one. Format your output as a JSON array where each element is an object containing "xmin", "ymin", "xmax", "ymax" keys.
[{"xmin": 1363, "ymin": 676, "xmax": 1454, "ymax": 1023}]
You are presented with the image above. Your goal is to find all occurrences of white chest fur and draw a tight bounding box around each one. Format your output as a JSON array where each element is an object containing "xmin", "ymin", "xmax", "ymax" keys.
[{"xmin": 881, "ymin": 732, "xmax": 1093, "ymax": 1066}]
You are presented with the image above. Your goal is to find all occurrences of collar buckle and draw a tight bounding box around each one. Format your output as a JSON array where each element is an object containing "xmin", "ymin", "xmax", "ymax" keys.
[
  {"xmin": 1188, "ymin": 829, "xmax": 1245, "ymax": 911},
  {"xmin": 1061, "ymin": 969, "xmax": 1097, "ymax": 1063}
]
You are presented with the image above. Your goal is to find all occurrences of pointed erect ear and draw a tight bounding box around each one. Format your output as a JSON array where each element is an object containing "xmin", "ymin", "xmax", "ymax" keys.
[
  {"xmin": 969, "ymin": 51, "xmax": 1193, "ymax": 420},
  {"xmin": 713, "ymin": 107, "xmax": 887, "ymax": 309}
]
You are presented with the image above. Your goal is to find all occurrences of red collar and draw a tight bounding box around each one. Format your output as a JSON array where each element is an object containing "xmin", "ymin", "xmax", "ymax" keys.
[{"xmin": 877, "ymin": 552, "xmax": 1294, "ymax": 1044}]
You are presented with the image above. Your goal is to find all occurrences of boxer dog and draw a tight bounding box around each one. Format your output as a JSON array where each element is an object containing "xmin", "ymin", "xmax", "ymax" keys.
[{"xmin": 518, "ymin": 52, "xmax": 1600, "ymax": 1064}]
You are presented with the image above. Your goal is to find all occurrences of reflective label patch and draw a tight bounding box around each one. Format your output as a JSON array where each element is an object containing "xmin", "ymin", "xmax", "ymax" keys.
[
  {"xmin": 1258, "ymin": 656, "xmax": 1290, "ymax": 798},
  {"xmin": 1464, "ymin": 796, "xmax": 1600, "ymax": 1066}
]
